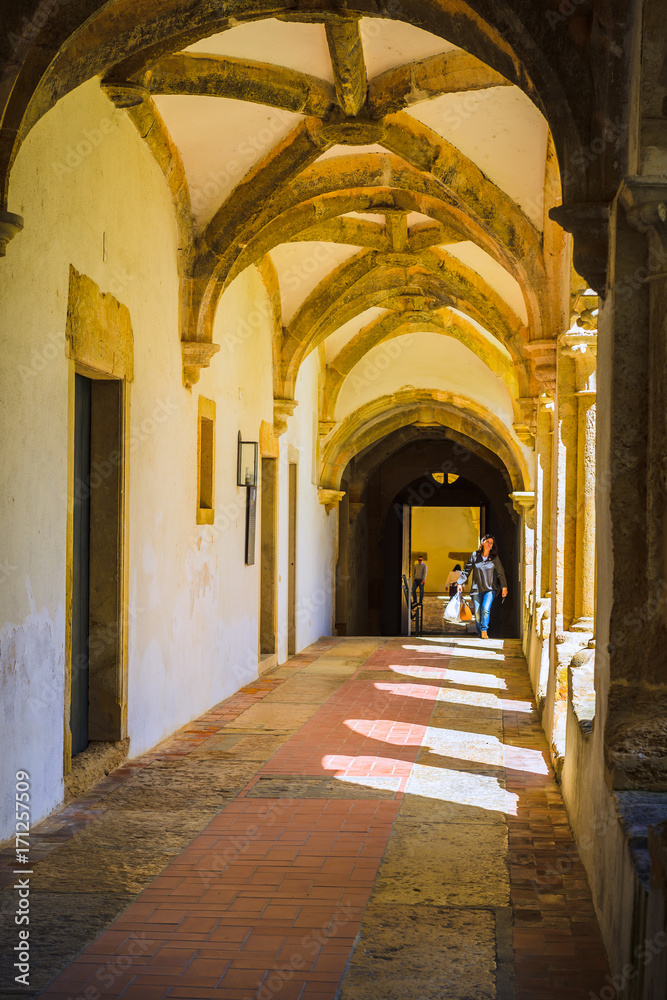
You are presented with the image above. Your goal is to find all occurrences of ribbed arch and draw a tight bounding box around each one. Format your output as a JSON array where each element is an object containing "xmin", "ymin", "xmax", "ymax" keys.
[{"xmin": 320, "ymin": 389, "xmax": 530, "ymax": 494}]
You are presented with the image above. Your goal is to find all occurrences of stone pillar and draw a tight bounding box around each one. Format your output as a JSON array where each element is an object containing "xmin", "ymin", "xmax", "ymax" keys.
[
  {"xmin": 600, "ymin": 179, "xmax": 667, "ymax": 789},
  {"xmin": 541, "ymin": 336, "xmax": 593, "ymax": 766},
  {"xmin": 535, "ymin": 394, "xmax": 554, "ymax": 604},
  {"xmin": 553, "ymin": 336, "xmax": 580, "ymax": 635},
  {"xmin": 509, "ymin": 491, "xmax": 536, "ymax": 636},
  {"xmin": 560, "ymin": 331, "xmax": 597, "ymax": 632}
]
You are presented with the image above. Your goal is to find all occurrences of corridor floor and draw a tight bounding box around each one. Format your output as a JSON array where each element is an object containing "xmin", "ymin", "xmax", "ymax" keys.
[{"xmin": 0, "ymin": 637, "xmax": 610, "ymax": 1000}]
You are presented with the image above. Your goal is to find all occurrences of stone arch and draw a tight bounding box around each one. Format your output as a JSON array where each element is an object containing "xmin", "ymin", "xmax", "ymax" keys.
[
  {"xmin": 320, "ymin": 309, "xmax": 524, "ymax": 423},
  {"xmin": 320, "ymin": 388, "xmax": 530, "ymax": 494},
  {"xmin": 0, "ymin": 0, "xmax": 605, "ymax": 215},
  {"xmin": 280, "ymin": 247, "xmax": 530, "ymax": 398}
]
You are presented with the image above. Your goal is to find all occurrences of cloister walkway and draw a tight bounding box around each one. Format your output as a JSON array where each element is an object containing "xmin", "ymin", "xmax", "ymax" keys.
[{"xmin": 1, "ymin": 638, "xmax": 609, "ymax": 1000}]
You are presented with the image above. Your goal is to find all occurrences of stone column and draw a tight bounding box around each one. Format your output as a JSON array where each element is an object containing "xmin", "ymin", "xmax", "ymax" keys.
[
  {"xmin": 541, "ymin": 336, "xmax": 593, "ymax": 766},
  {"xmin": 600, "ymin": 179, "xmax": 667, "ymax": 789},
  {"xmin": 509, "ymin": 492, "xmax": 536, "ymax": 638},
  {"xmin": 535, "ymin": 395, "xmax": 554, "ymax": 604},
  {"xmin": 560, "ymin": 331, "xmax": 597, "ymax": 633}
]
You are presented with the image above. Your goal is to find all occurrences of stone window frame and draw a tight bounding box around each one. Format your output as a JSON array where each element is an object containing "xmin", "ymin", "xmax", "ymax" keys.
[{"xmin": 196, "ymin": 396, "xmax": 216, "ymax": 525}]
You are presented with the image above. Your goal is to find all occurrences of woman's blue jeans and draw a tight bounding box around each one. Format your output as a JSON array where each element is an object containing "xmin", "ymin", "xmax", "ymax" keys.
[{"xmin": 472, "ymin": 590, "xmax": 496, "ymax": 635}]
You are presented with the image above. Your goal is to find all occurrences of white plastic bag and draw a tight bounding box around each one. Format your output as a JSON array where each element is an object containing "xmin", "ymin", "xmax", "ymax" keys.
[{"xmin": 443, "ymin": 592, "xmax": 461, "ymax": 623}]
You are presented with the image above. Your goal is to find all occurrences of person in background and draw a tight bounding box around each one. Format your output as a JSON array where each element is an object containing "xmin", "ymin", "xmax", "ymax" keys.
[
  {"xmin": 457, "ymin": 535, "xmax": 508, "ymax": 638},
  {"xmin": 445, "ymin": 563, "xmax": 462, "ymax": 597},
  {"xmin": 412, "ymin": 556, "xmax": 427, "ymax": 605}
]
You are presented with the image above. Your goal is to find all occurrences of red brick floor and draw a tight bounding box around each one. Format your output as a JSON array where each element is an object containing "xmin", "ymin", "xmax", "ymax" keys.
[{"xmin": 36, "ymin": 637, "xmax": 610, "ymax": 1000}]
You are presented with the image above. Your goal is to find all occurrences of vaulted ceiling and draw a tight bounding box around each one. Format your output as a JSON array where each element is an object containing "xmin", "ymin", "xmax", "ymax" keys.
[{"xmin": 2, "ymin": 1, "xmax": 622, "ymax": 491}]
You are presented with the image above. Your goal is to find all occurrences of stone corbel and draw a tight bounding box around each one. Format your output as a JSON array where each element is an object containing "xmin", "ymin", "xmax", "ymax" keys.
[
  {"xmin": 101, "ymin": 81, "xmax": 149, "ymax": 108},
  {"xmin": 274, "ymin": 397, "xmax": 298, "ymax": 437},
  {"xmin": 513, "ymin": 397, "xmax": 537, "ymax": 447},
  {"xmin": 348, "ymin": 501, "xmax": 364, "ymax": 522},
  {"xmin": 182, "ymin": 341, "xmax": 220, "ymax": 389},
  {"xmin": 318, "ymin": 420, "xmax": 336, "ymax": 439},
  {"xmin": 318, "ymin": 488, "xmax": 345, "ymax": 513},
  {"xmin": 525, "ymin": 340, "xmax": 557, "ymax": 396},
  {"xmin": 549, "ymin": 202, "xmax": 610, "ymax": 297},
  {"xmin": 509, "ymin": 491, "xmax": 536, "ymax": 530},
  {"xmin": 0, "ymin": 210, "xmax": 23, "ymax": 256}
]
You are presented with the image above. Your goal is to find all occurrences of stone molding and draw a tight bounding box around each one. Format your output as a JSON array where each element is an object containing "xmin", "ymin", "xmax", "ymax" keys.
[{"xmin": 66, "ymin": 265, "xmax": 134, "ymax": 380}]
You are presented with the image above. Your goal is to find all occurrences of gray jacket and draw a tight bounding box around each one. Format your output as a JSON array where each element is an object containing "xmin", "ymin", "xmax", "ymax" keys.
[{"xmin": 458, "ymin": 551, "xmax": 507, "ymax": 595}]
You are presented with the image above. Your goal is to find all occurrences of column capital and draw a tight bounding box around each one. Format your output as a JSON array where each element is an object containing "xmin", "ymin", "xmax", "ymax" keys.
[
  {"xmin": 618, "ymin": 177, "xmax": 667, "ymax": 235},
  {"xmin": 559, "ymin": 329, "xmax": 597, "ymax": 392},
  {"xmin": 509, "ymin": 491, "xmax": 536, "ymax": 529}
]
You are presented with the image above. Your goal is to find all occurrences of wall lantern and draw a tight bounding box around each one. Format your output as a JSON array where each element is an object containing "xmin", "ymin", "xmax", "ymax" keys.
[
  {"xmin": 238, "ymin": 433, "xmax": 259, "ymax": 566},
  {"xmin": 237, "ymin": 433, "xmax": 258, "ymax": 487}
]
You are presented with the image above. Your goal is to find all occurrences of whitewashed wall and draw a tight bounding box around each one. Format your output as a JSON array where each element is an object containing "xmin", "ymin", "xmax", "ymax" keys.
[{"xmin": 0, "ymin": 78, "xmax": 337, "ymax": 839}]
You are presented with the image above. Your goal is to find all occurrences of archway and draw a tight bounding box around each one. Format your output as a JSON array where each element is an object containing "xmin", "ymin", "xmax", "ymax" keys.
[{"xmin": 336, "ymin": 430, "xmax": 518, "ymax": 637}]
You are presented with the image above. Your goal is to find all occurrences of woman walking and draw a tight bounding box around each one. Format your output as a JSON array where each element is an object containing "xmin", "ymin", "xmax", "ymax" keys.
[{"xmin": 457, "ymin": 535, "xmax": 508, "ymax": 638}]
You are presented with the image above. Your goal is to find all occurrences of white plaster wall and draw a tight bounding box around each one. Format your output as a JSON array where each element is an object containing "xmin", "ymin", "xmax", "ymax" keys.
[
  {"xmin": 0, "ymin": 78, "xmax": 183, "ymax": 836},
  {"xmin": 277, "ymin": 351, "xmax": 336, "ymax": 662},
  {"xmin": 0, "ymin": 76, "xmax": 330, "ymax": 838},
  {"xmin": 126, "ymin": 263, "xmax": 277, "ymax": 758},
  {"xmin": 334, "ymin": 333, "xmax": 515, "ymax": 427}
]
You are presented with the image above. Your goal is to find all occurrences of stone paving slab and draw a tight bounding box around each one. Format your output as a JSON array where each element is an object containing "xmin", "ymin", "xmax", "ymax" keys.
[
  {"xmin": 0, "ymin": 636, "xmax": 613, "ymax": 1000},
  {"xmin": 372, "ymin": 822, "xmax": 510, "ymax": 907},
  {"xmin": 339, "ymin": 903, "xmax": 497, "ymax": 1000}
]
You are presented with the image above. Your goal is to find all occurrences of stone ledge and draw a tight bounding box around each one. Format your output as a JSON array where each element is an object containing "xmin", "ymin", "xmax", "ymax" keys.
[
  {"xmin": 614, "ymin": 790, "xmax": 667, "ymax": 892},
  {"xmin": 568, "ymin": 643, "xmax": 596, "ymax": 738}
]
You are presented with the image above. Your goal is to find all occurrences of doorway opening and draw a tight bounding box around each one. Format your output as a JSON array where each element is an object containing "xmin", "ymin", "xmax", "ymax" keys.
[
  {"xmin": 410, "ymin": 505, "xmax": 482, "ymax": 635},
  {"xmin": 259, "ymin": 457, "xmax": 277, "ymax": 667},
  {"xmin": 70, "ymin": 373, "xmax": 124, "ymax": 756},
  {"xmin": 287, "ymin": 461, "xmax": 297, "ymax": 655}
]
